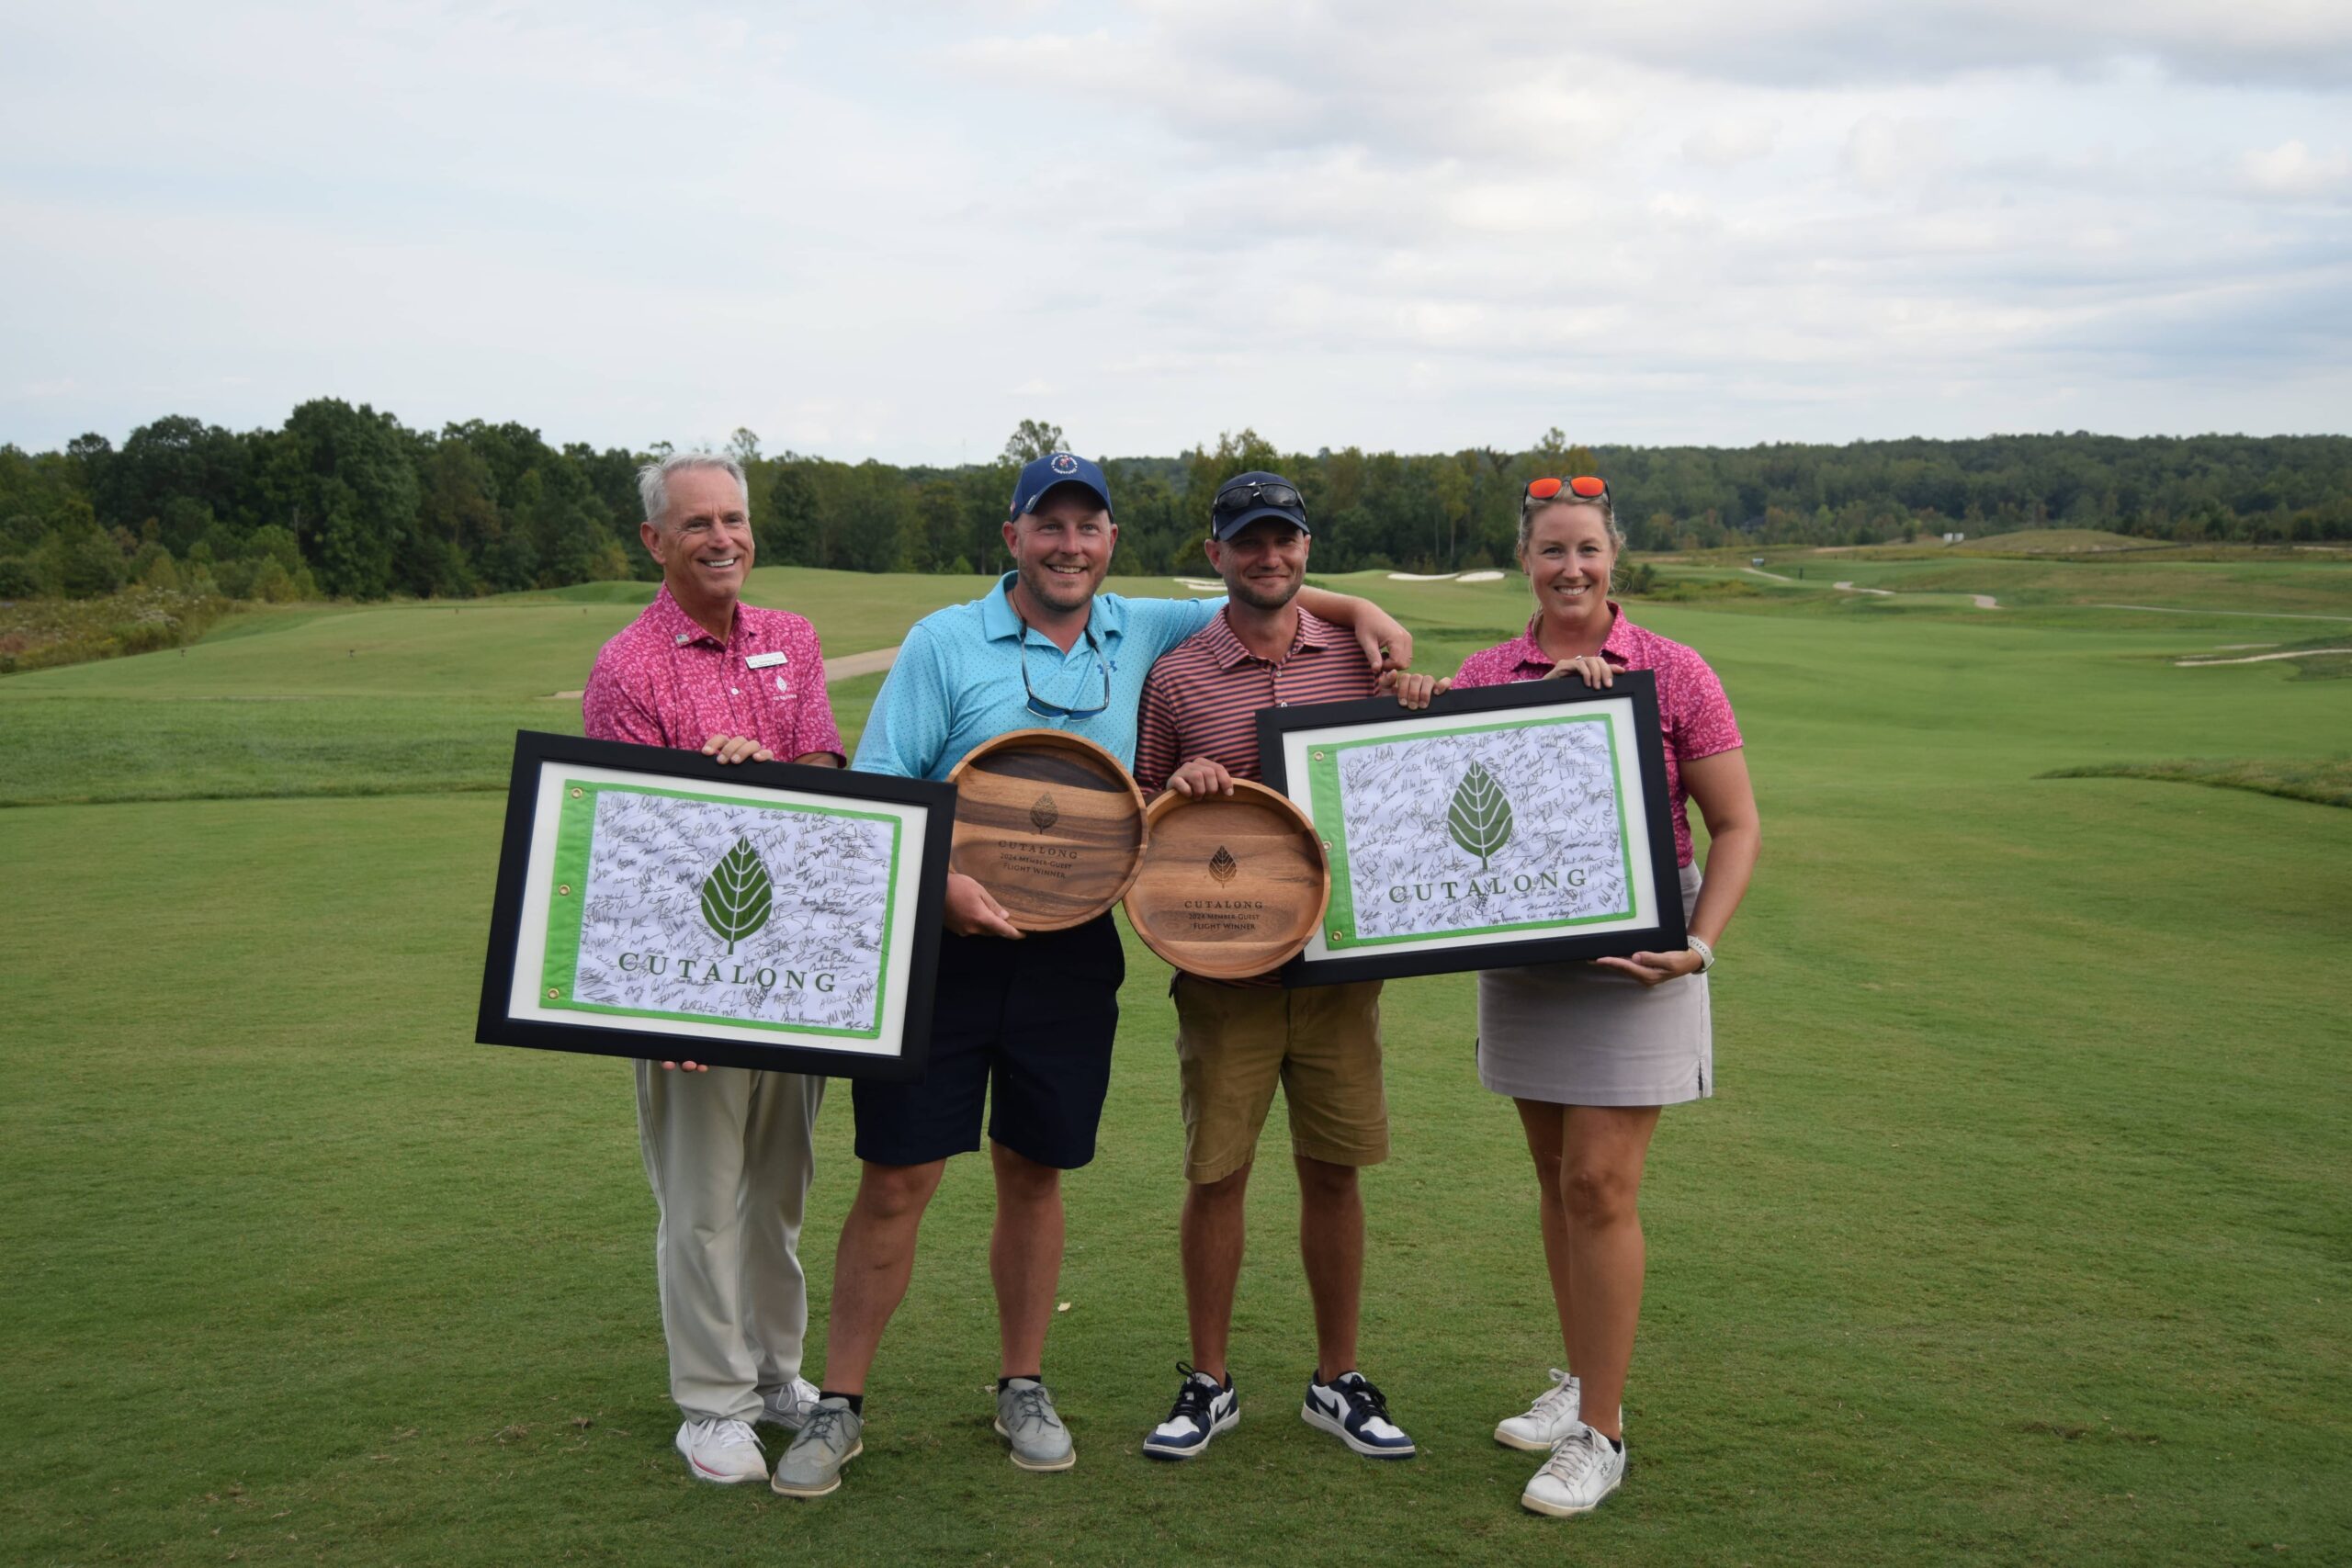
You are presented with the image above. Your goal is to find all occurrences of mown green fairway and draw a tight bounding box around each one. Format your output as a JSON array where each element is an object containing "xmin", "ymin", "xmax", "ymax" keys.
[{"xmin": 2, "ymin": 565, "xmax": 2347, "ymax": 1566}]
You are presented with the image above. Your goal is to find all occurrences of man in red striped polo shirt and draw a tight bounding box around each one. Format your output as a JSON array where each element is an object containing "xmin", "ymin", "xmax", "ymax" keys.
[{"xmin": 1132, "ymin": 471, "xmax": 1445, "ymax": 1463}]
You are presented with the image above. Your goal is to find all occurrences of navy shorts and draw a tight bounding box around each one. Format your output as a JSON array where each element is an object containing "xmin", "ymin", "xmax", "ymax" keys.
[{"xmin": 852, "ymin": 914, "xmax": 1125, "ymax": 1170}]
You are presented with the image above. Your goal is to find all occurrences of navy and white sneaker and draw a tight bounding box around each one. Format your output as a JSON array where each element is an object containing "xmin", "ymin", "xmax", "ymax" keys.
[
  {"xmin": 1301, "ymin": 1371, "xmax": 1415, "ymax": 1459},
  {"xmin": 1142, "ymin": 1362, "xmax": 1238, "ymax": 1461}
]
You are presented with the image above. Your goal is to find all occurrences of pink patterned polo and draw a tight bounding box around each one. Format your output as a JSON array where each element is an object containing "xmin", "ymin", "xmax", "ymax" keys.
[
  {"xmin": 1453, "ymin": 605, "xmax": 1742, "ymax": 867},
  {"xmin": 582, "ymin": 585, "xmax": 845, "ymax": 761}
]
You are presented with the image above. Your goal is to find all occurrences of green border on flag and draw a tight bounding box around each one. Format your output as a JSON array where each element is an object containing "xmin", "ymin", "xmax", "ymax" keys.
[
  {"xmin": 539, "ymin": 779, "xmax": 903, "ymax": 1039},
  {"xmin": 1304, "ymin": 712, "xmax": 1636, "ymax": 950}
]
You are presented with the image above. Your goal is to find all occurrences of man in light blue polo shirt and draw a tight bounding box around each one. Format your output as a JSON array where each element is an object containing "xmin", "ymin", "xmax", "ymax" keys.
[{"xmin": 774, "ymin": 453, "xmax": 1411, "ymax": 1496}]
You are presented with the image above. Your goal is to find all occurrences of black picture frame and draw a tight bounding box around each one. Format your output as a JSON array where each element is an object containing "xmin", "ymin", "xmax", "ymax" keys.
[
  {"xmin": 1257, "ymin": 671, "xmax": 1686, "ymax": 987},
  {"xmin": 477, "ymin": 730, "xmax": 955, "ymax": 1080}
]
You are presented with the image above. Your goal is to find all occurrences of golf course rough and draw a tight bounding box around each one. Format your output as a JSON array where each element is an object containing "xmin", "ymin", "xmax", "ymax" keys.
[{"xmin": 0, "ymin": 558, "xmax": 2346, "ymax": 1565}]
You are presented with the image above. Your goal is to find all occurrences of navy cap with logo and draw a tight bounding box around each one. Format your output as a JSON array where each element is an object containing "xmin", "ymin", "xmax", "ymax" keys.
[
  {"xmin": 1210, "ymin": 469, "xmax": 1311, "ymax": 541},
  {"xmin": 1008, "ymin": 452, "xmax": 1114, "ymax": 522}
]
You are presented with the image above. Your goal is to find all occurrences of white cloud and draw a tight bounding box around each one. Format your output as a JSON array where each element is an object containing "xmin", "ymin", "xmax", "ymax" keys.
[
  {"xmin": 1838, "ymin": 113, "xmax": 1944, "ymax": 196},
  {"xmin": 1, "ymin": 1, "xmax": 2347, "ymax": 457},
  {"xmin": 1684, "ymin": 118, "xmax": 1781, "ymax": 168},
  {"xmin": 2241, "ymin": 139, "xmax": 2352, "ymax": 197}
]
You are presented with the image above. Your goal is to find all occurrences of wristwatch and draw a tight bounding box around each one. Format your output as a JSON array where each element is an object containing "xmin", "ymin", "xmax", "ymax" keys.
[{"xmin": 1686, "ymin": 934, "xmax": 1716, "ymax": 973}]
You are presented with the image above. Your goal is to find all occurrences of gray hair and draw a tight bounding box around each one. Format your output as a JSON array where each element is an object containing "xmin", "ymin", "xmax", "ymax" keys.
[
  {"xmin": 638, "ymin": 452, "xmax": 749, "ymax": 525},
  {"xmin": 1517, "ymin": 492, "xmax": 1627, "ymax": 558}
]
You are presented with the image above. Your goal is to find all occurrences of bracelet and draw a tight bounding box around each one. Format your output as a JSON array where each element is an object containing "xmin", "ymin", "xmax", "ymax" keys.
[{"xmin": 1686, "ymin": 934, "xmax": 1715, "ymax": 973}]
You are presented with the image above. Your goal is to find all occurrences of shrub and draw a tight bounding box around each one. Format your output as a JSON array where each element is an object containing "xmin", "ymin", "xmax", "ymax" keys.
[
  {"xmin": 0, "ymin": 584, "xmax": 237, "ymax": 673},
  {"xmin": 50, "ymin": 523, "xmax": 129, "ymax": 599},
  {"xmin": 0, "ymin": 557, "xmax": 42, "ymax": 598},
  {"xmin": 248, "ymin": 558, "xmax": 303, "ymax": 604}
]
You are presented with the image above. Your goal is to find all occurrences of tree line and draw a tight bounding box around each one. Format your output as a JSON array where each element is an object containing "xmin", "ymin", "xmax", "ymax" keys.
[{"xmin": 3, "ymin": 400, "xmax": 2347, "ymax": 603}]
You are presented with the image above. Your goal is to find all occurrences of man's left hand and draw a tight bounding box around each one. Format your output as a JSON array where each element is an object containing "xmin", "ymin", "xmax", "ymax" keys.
[
  {"xmin": 1352, "ymin": 605, "xmax": 1413, "ymax": 674},
  {"xmin": 1377, "ymin": 670, "xmax": 1450, "ymax": 710},
  {"xmin": 702, "ymin": 734, "xmax": 775, "ymax": 765}
]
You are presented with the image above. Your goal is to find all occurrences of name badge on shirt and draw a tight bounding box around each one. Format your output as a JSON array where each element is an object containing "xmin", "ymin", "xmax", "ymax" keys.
[{"xmin": 745, "ymin": 651, "xmax": 791, "ymax": 670}]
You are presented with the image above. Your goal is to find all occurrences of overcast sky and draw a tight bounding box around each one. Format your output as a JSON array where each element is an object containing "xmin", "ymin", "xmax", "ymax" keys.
[{"xmin": 4, "ymin": 1, "xmax": 2347, "ymax": 462}]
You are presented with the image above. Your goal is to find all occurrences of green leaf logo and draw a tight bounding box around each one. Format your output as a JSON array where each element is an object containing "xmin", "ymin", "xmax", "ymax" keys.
[
  {"xmin": 1447, "ymin": 760, "xmax": 1514, "ymax": 872},
  {"xmin": 699, "ymin": 837, "xmax": 775, "ymax": 955}
]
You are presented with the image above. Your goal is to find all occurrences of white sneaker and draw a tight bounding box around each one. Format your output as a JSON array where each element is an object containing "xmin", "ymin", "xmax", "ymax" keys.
[
  {"xmin": 757, "ymin": 1377, "xmax": 823, "ymax": 1432},
  {"xmin": 1521, "ymin": 1423, "xmax": 1625, "ymax": 1517},
  {"xmin": 1142, "ymin": 1363, "xmax": 1238, "ymax": 1461},
  {"xmin": 1301, "ymin": 1371, "xmax": 1416, "ymax": 1459},
  {"xmin": 675, "ymin": 1416, "xmax": 766, "ymax": 1484},
  {"xmin": 1494, "ymin": 1369, "xmax": 1580, "ymax": 1451}
]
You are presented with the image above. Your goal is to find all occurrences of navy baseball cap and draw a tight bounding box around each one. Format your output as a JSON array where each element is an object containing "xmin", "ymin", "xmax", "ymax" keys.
[
  {"xmin": 1210, "ymin": 470, "xmax": 1310, "ymax": 541},
  {"xmin": 1008, "ymin": 452, "xmax": 1114, "ymax": 522}
]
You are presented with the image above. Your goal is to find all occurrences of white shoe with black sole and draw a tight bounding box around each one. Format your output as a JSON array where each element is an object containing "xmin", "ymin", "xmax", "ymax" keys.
[
  {"xmin": 1301, "ymin": 1371, "xmax": 1415, "ymax": 1459},
  {"xmin": 1521, "ymin": 1423, "xmax": 1625, "ymax": 1517},
  {"xmin": 674, "ymin": 1416, "xmax": 766, "ymax": 1483},
  {"xmin": 1143, "ymin": 1362, "xmax": 1238, "ymax": 1461}
]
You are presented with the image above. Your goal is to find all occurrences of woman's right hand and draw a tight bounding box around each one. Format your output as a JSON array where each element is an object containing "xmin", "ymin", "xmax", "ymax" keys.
[{"xmin": 1545, "ymin": 654, "xmax": 1614, "ymax": 689}]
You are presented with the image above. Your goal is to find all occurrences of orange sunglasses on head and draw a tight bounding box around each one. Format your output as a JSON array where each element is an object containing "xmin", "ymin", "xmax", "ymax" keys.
[{"xmin": 1525, "ymin": 475, "xmax": 1609, "ymax": 503}]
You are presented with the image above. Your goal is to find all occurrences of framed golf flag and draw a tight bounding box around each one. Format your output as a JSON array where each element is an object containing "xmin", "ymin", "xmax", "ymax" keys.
[
  {"xmin": 477, "ymin": 731, "xmax": 954, "ymax": 1079},
  {"xmin": 1257, "ymin": 673, "xmax": 1685, "ymax": 987}
]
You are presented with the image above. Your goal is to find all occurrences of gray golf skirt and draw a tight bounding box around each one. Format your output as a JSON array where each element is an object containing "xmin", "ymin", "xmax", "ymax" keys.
[{"xmin": 1476, "ymin": 862, "xmax": 1713, "ymax": 1107}]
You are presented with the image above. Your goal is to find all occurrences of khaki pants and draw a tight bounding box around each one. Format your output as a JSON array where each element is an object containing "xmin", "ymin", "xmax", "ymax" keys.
[{"xmin": 634, "ymin": 1062, "xmax": 824, "ymax": 1423}]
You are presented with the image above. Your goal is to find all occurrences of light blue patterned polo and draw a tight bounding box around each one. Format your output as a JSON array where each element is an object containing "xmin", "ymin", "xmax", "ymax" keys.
[{"xmin": 854, "ymin": 571, "xmax": 1226, "ymax": 782}]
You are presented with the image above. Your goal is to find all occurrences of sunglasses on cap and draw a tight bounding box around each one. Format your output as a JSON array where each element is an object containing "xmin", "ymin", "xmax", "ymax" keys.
[
  {"xmin": 1525, "ymin": 475, "xmax": 1610, "ymax": 504},
  {"xmin": 1214, "ymin": 479, "xmax": 1303, "ymax": 515}
]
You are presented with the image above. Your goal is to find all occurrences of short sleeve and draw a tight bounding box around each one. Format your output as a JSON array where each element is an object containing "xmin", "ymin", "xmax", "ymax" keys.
[
  {"xmin": 851, "ymin": 622, "xmax": 952, "ymax": 779},
  {"xmin": 786, "ymin": 622, "xmax": 847, "ymax": 762},
  {"xmin": 1124, "ymin": 594, "xmax": 1225, "ymax": 665},
  {"xmin": 582, "ymin": 644, "xmax": 665, "ymax": 746},
  {"xmin": 1135, "ymin": 664, "xmax": 1182, "ymax": 796},
  {"xmin": 1667, "ymin": 650, "xmax": 1743, "ymax": 763}
]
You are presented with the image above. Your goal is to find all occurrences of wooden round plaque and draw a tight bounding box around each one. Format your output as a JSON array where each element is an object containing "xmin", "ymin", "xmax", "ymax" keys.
[
  {"xmin": 1124, "ymin": 779, "xmax": 1330, "ymax": 980},
  {"xmin": 946, "ymin": 728, "xmax": 1149, "ymax": 932}
]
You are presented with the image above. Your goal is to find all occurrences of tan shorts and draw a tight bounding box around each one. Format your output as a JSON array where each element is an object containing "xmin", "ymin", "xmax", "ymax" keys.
[{"xmin": 1171, "ymin": 976, "xmax": 1387, "ymax": 1185}]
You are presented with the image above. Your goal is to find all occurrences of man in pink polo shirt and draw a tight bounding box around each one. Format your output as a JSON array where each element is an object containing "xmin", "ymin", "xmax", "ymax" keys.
[{"xmin": 582, "ymin": 452, "xmax": 845, "ymax": 1487}]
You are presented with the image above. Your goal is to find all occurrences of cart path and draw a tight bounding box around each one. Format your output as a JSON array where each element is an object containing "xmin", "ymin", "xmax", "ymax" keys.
[
  {"xmin": 2090, "ymin": 604, "xmax": 2352, "ymax": 623},
  {"xmin": 542, "ymin": 643, "xmax": 899, "ymax": 701},
  {"xmin": 2176, "ymin": 648, "xmax": 2352, "ymax": 666}
]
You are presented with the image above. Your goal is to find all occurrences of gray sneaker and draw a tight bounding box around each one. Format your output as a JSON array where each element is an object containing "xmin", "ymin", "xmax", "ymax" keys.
[
  {"xmin": 769, "ymin": 1396, "xmax": 863, "ymax": 1498},
  {"xmin": 994, "ymin": 1378, "xmax": 1075, "ymax": 1472}
]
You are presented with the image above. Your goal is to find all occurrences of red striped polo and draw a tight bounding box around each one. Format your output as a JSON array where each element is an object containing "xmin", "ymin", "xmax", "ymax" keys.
[{"xmin": 1134, "ymin": 605, "xmax": 1379, "ymax": 795}]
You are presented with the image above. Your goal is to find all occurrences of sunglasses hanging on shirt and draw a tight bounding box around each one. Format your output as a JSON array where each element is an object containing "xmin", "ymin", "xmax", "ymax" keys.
[{"xmin": 1015, "ymin": 615, "xmax": 1114, "ymax": 719}]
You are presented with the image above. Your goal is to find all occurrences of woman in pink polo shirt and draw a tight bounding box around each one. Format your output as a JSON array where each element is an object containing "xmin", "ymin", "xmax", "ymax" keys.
[{"xmin": 1452, "ymin": 475, "xmax": 1761, "ymax": 1518}]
